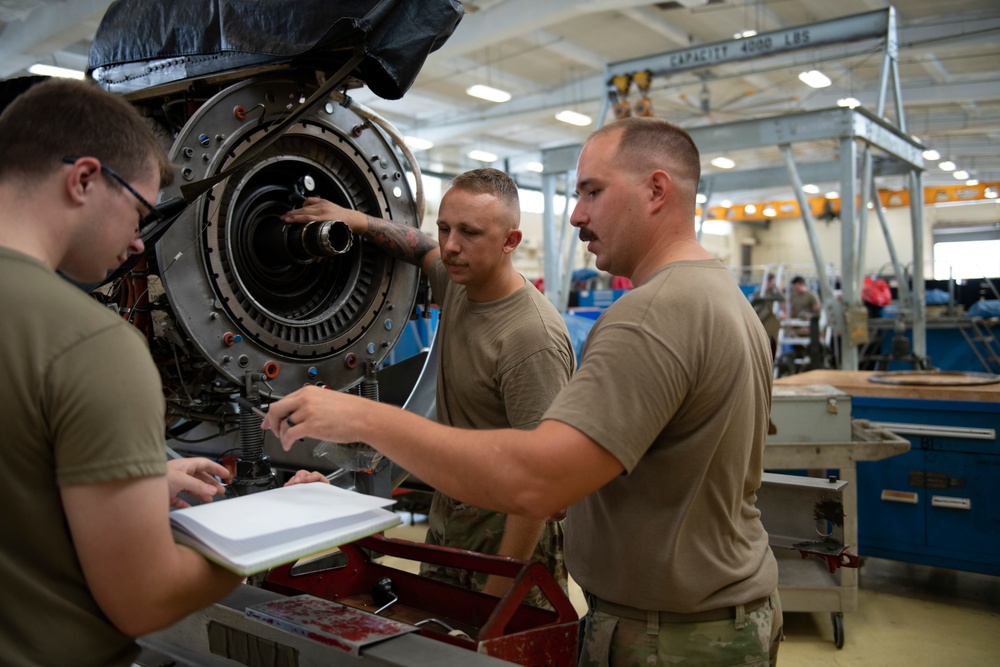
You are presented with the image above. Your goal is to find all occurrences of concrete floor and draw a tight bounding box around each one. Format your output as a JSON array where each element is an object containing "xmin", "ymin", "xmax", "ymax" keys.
[{"xmin": 384, "ymin": 514, "xmax": 1000, "ymax": 666}]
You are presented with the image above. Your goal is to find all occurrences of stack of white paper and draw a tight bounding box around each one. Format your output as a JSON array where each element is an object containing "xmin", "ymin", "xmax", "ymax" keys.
[{"xmin": 170, "ymin": 483, "xmax": 401, "ymax": 576}]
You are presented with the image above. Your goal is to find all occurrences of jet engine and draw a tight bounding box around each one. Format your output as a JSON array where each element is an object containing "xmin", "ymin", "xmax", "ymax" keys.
[
  {"xmin": 84, "ymin": 0, "xmax": 463, "ymax": 491},
  {"xmin": 111, "ymin": 75, "xmax": 427, "ymax": 487}
]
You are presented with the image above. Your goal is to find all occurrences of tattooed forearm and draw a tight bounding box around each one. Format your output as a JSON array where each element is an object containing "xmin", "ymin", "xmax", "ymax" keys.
[{"xmin": 364, "ymin": 214, "xmax": 437, "ymax": 265}]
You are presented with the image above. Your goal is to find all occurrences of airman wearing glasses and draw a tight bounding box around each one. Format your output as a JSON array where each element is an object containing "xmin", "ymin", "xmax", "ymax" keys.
[{"xmin": 0, "ymin": 78, "xmax": 243, "ymax": 667}]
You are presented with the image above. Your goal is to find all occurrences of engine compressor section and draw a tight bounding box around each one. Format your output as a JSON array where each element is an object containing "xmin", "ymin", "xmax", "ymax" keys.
[{"xmin": 158, "ymin": 76, "xmax": 421, "ymax": 395}]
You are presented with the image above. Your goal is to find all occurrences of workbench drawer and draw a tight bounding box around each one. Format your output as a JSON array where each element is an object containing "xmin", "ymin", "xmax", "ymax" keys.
[{"xmin": 854, "ymin": 397, "xmax": 1000, "ymax": 576}]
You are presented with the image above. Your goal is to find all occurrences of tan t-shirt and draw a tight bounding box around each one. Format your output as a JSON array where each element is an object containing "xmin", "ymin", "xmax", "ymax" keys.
[
  {"xmin": 790, "ymin": 288, "xmax": 820, "ymax": 319},
  {"xmin": 0, "ymin": 248, "xmax": 167, "ymax": 666},
  {"xmin": 544, "ymin": 259, "xmax": 778, "ymax": 612},
  {"xmin": 427, "ymin": 257, "xmax": 575, "ymax": 430},
  {"xmin": 420, "ymin": 257, "xmax": 575, "ymax": 599}
]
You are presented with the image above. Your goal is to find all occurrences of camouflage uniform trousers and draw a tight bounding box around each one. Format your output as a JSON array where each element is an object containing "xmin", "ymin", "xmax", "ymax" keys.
[
  {"xmin": 579, "ymin": 590, "xmax": 782, "ymax": 667},
  {"xmin": 419, "ymin": 491, "xmax": 567, "ymax": 610}
]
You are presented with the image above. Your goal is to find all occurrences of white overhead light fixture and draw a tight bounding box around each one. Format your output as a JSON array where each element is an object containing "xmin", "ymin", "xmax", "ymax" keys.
[
  {"xmin": 403, "ymin": 136, "xmax": 433, "ymax": 151},
  {"xmin": 465, "ymin": 84, "xmax": 511, "ymax": 103},
  {"xmin": 28, "ymin": 63, "xmax": 84, "ymax": 79},
  {"xmin": 802, "ymin": 184, "xmax": 820, "ymax": 194},
  {"xmin": 939, "ymin": 161, "xmax": 956, "ymax": 172},
  {"xmin": 719, "ymin": 199, "xmax": 733, "ymax": 208},
  {"xmin": 467, "ymin": 149, "xmax": 498, "ymax": 163},
  {"xmin": 837, "ymin": 97, "xmax": 861, "ymax": 109},
  {"xmin": 922, "ymin": 149, "xmax": 941, "ymax": 161},
  {"xmin": 699, "ymin": 220, "xmax": 732, "ymax": 236},
  {"xmin": 696, "ymin": 193, "xmax": 708, "ymax": 204},
  {"xmin": 825, "ymin": 191, "xmax": 840, "ymax": 199},
  {"xmin": 762, "ymin": 206, "xmax": 777, "ymax": 217},
  {"xmin": 555, "ymin": 110, "xmax": 592, "ymax": 126},
  {"xmin": 966, "ymin": 179, "xmax": 980, "ymax": 186},
  {"xmin": 734, "ymin": 30, "xmax": 757, "ymax": 39},
  {"xmin": 798, "ymin": 70, "xmax": 831, "ymax": 88},
  {"xmin": 525, "ymin": 161, "xmax": 544, "ymax": 173},
  {"xmin": 953, "ymin": 170, "xmax": 970, "ymax": 180},
  {"xmin": 710, "ymin": 157, "xmax": 735, "ymax": 169},
  {"xmin": 985, "ymin": 187, "xmax": 998, "ymax": 199},
  {"xmin": 743, "ymin": 204, "xmax": 757, "ymax": 215}
]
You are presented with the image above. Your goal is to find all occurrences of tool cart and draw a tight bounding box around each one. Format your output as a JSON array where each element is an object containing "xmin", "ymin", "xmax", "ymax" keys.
[{"xmin": 762, "ymin": 384, "xmax": 910, "ymax": 648}]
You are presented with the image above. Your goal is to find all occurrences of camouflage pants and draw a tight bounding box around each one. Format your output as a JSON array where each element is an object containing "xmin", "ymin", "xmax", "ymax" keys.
[
  {"xmin": 419, "ymin": 492, "xmax": 567, "ymax": 610},
  {"xmin": 579, "ymin": 591, "xmax": 782, "ymax": 667}
]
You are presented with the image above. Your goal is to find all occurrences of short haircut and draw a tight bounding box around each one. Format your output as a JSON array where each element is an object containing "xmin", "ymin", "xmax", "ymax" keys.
[
  {"xmin": 791, "ymin": 275, "xmax": 806, "ymax": 285},
  {"xmin": 448, "ymin": 167, "xmax": 520, "ymax": 229},
  {"xmin": 589, "ymin": 117, "xmax": 701, "ymax": 187},
  {"xmin": 0, "ymin": 77, "xmax": 172, "ymax": 188}
]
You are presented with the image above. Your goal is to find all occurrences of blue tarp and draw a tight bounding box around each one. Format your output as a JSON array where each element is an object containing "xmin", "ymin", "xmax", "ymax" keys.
[
  {"xmin": 563, "ymin": 311, "xmax": 598, "ymax": 367},
  {"xmin": 968, "ymin": 299, "xmax": 1000, "ymax": 318}
]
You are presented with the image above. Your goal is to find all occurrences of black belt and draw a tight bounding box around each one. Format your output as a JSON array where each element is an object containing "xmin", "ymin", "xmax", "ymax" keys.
[{"xmin": 590, "ymin": 595, "xmax": 770, "ymax": 624}]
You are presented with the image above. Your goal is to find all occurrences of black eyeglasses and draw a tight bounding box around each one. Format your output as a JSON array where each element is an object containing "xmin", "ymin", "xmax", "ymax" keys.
[{"xmin": 62, "ymin": 156, "xmax": 165, "ymax": 236}]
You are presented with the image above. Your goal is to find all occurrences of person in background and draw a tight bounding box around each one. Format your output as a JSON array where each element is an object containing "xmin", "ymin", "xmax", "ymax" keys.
[
  {"xmin": 263, "ymin": 117, "xmax": 781, "ymax": 666},
  {"xmin": 0, "ymin": 78, "xmax": 243, "ymax": 667},
  {"xmin": 788, "ymin": 274, "xmax": 821, "ymax": 320},
  {"xmin": 752, "ymin": 274, "xmax": 783, "ymax": 359},
  {"xmin": 281, "ymin": 168, "xmax": 574, "ymax": 608}
]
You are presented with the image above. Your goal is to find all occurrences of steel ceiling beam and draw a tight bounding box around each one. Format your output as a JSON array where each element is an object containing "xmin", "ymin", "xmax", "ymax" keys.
[{"xmin": 606, "ymin": 9, "xmax": 894, "ymax": 79}]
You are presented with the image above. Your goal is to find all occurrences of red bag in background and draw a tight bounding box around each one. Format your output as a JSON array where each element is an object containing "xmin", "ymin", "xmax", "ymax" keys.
[{"xmin": 863, "ymin": 276, "xmax": 892, "ymax": 307}]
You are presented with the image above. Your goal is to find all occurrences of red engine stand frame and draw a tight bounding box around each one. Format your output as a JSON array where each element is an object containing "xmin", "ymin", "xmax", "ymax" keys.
[{"xmin": 264, "ymin": 534, "xmax": 579, "ymax": 666}]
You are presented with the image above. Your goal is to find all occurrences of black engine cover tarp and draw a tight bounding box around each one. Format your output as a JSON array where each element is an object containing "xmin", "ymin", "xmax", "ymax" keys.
[{"xmin": 88, "ymin": 0, "xmax": 464, "ymax": 99}]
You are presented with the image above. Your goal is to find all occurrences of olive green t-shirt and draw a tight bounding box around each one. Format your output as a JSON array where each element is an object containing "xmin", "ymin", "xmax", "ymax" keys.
[
  {"xmin": 0, "ymin": 248, "xmax": 167, "ymax": 666},
  {"xmin": 545, "ymin": 259, "xmax": 778, "ymax": 612}
]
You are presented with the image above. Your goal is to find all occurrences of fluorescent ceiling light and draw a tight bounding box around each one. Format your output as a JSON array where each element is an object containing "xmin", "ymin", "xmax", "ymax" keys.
[
  {"xmin": 798, "ymin": 70, "xmax": 831, "ymax": 88},
  {"xmin": 700, "ymin": 220, "xmax": 732, "ymax": 236},
  {"xmin": 825, "ymin": 191, "xmax": 840, "ymax": 199},
  {"xmin": 466, "ymin": 84, "xmax": 511, "ymax": 103},
  {"xmin": 696, "ymin": 193, "xmax": 708, "ymax": 204},
  {"xmin": 743, "ymin": 204, "xmax": 757, "ymax": 215},
  {"xmin": 28, "ymin": 64, "xmax": 84, "ymax": 79},
  {"xmin": 953, "ymin": 170, "xmax": 970, "ymax": 180},
  {"xmin": 922, "ymin": 149, "xmax": 941, "ymax": 161},
  {"xmin": 966, "ymin": 179, "xmax": 979, "ymax": 186},
  {"xmin": 939, "ymin": 161, "xmax": 956, "ymax": 172},
  {"xmin": 525, "ymin": 161, "xmax": 544, "ymax": 173},
  {"xmin": 802, "ymin": 184, "xmax": 820, "ymax": 194},
  {"xmin": 403, "ymin": 136, "xmax": 433, "ymax": 151},
  {"xmin": 719, "ymin": 199, "xmax": 732, "ymax": 208},
  {"xmin": 837, "ymin": 97, "xmax": 861, "ymax": 109},
  {"xmin": 555, "ymin": 110, "xmax": 592, "ymax": 126},
  {"xmin": 734, "ymin": 30, "xmax": 757, "ymax": 39},
  {"xmin": 762, "ymin": 206, "xmax": 777, "ymax": 217},
  {"xmin": 985, "ymin": 188, "xmax": 998, "ymax": 199},
  {"xmin": 467, "ymin": 149, "xmax": 498, "ymax": 163},
  {"xmin": 710, "ymin": 157, "xmax": 735, "ymax": 169}
]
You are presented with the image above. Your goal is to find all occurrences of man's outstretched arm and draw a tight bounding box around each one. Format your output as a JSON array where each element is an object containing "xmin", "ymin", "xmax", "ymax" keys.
[{"xmin": 283, "ymin": 197, "xmax": 439, "ymax": 273}]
